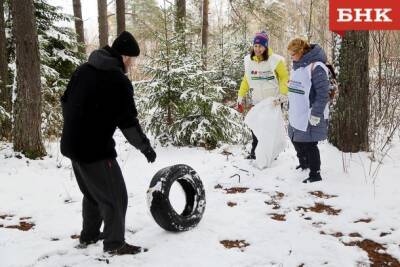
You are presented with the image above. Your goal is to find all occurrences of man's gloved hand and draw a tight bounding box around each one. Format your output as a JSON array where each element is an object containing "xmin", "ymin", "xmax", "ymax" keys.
[
  {"xmin": 309, "ymin": 115, "xmax": 321, "ymax": 126},
  {"xmin": 273, "ymin": 94, "xmax": 288, "ymax": 106},
  {"xmin": 142, "ymin": 146, "xmax": 156, "ymax": 163}
]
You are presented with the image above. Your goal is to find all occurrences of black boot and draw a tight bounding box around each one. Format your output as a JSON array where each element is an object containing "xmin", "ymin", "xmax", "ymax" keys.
[
  {"xmin": 77, "ymin": 232, "xmax": 105, "ymax": 248},
  {"xmin": 245, "ymin": 153, "xmax": 256, "ymax": 160},
  {"xmin": 295, "ymin": 156, "xmax": 309, "ymax": 170},
  {"xmin": 302, "ymin": 171, "xmax": 322, "ymax": 183},
  {"xmin": 105, "ymin": 242, "xmax": 148, "ymax": 255}
]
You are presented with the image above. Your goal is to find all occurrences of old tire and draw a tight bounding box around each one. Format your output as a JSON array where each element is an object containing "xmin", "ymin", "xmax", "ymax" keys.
[{"xmin": 147, "ymin": 164, "xmax": 206, "ymax": 232}]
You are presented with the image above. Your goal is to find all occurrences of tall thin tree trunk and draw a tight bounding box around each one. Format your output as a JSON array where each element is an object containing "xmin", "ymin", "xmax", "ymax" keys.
[
  {"xmin": 200, "ymin": 0, "xmax": 209, "ymax": 115},
  {"xmin": 97, "ymin": 0, "xmax": 108, "ymax": 47},
  {"xmin": 307, "ymin": 0, "xmax": 313, "ymax": 42},
  {"xmin": 130, "ymin": 2, "xmax": 135, "ymax": 34},
  {"xmin": 72, "ymin": 0, "xmax": 85, "ymax": 53},
  {"xmin": 11, "ymin": 0, "xmax": 46, "ymax": 158},
  {"xmin": 201, "ymin": 0, "xmax": 209, "ymax": 69},
  {"xmin": 376, "ymin": 32, "xmax": 383, "ymax": 113},
  {"xmin": 175, "ymin": 0, "xmax": 186, "ymax": 54},
  {"xmin": 175, "ymin": 0, "xmax": 186, "ymax": 33},
  {"xmin": 0, "ymin": 0, "xmax": 11, "ymax": 140},
  {"xmin": 162, "ymin": 0, "xmax": 172, "ymax": 125},
  {"xmin": 116, "ymin": 0, "xmax": 125, "ymax": 34},
  {"xmin": 331, "ymin": 32, "xmax": 335, "ymax": 63},
  {"xmin": 329, "ymin": 31, "xmax": 369, "ymax": 152}
]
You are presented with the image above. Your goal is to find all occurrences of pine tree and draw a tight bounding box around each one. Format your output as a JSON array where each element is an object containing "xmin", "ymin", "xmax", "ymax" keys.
[
  {"xmin": 136, "ymin": 5, "xmax": 185, "ymax": 144},
  {"xmin": 12, "ymin": 0, "xmax": 46, "ymax": 158},
  {"xmin": 36, "ymin": 0, "xmax": 85, "ymax": 138},
  {"xmin": 175, "ymin": 0, "xmax": 186, "ymax": 34},
  {"xmin": 72, "ymin": 0, "xmax": 85, "ymax": 53},
  {"xmin": 116, "ymin": 0, "xmax": 125, "ymax": 34},
  {"xmin": 97, "ymin": 0, "xmax": 108, "ymax": 47},
  {"xmin": 174, "ymin": 44, "xmax": 248, "ymax": 148},
  {"xmin": 210, "ymin": 30, "xmax": 250, "ymax": 102},
  {"xmin": 126, "ymin": 0, "xmax": 162, "ymax": 40},
  {"xmin": 0, "ymin": 0, "xmax": 11, "ymax": 140},
  {"xmin": 201, "ymin": 0, "xmax": 208, "ymax": 68},
  {"xmin": 7, "ymin": 0, "xmax": 84, "ymax": 138},
  {"xmin": 137, "ymin": 4, "xmax": 248, "ymax": 148},
  {"xmin": 329, "ymin": 31, "xmax": 370, "ymax": 152}
]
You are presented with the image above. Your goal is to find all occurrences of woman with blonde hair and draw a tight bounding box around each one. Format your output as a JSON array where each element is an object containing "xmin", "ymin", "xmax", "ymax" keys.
[{"xmin": 287, "ymin": 38, "xmax": 330, "ymax": 183}]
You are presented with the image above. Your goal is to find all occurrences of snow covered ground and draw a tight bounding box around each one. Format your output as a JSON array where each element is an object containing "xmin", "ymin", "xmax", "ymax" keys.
[{"xmin": 1, "ymin": 132, "xmax": 400, "ymax": 267}]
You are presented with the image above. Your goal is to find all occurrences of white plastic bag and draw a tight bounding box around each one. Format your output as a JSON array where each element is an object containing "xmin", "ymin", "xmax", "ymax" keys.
[{"xmin": 244, "ymin": 98, "xmax": 286, "ymax": 169}]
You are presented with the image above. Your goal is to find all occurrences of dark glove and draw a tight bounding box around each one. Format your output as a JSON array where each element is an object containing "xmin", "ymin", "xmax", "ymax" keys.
[{"xmin": 142, "ymin": 146, "xmax": 156, "ymax": 163}]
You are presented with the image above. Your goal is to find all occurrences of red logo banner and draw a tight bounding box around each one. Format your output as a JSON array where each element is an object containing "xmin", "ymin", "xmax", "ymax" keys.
[{"xmin": 330, "ymin": 0, "xmax": 400, "ymax": 36}]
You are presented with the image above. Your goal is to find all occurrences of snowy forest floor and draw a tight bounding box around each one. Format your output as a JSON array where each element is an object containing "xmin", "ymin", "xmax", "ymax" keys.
[{"xmin": 1, "ymin": 132, "xmax": 400, "ymax": 267}]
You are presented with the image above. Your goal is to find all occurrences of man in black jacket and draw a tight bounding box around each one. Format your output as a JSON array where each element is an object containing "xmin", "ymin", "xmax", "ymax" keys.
[{"xmin": 60, "ymin": 31, "xmax": 156, "ymax": 255}]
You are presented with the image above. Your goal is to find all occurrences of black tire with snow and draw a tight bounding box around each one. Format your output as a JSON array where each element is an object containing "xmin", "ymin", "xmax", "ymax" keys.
[{"xmin": 147, "ymin": 164, "xmax": 206, "ymax": 232}]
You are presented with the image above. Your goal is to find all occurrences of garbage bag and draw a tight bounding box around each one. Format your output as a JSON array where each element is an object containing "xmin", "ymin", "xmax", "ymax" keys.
[{"xmin": 244, "ymin": 98, "xmax": 286, "ymax": 169}]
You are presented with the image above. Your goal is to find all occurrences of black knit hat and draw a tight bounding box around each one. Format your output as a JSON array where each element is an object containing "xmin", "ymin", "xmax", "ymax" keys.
[{"xmin": 111, "ymin": 31, "xmax": 140, "ymax": 57}]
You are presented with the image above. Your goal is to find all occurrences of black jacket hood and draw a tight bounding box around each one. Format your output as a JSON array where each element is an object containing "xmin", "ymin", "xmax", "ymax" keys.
[{"xmin": 88, "ymin": 46, "xmax": 126, "ymax": 73}]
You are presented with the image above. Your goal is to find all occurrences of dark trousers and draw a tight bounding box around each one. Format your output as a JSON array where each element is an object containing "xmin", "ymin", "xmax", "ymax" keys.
[
  {"xmin": 72, "ymin": 158, "xmax": 127, "ymax": 251},
  {"xmin": 292, "ymin": 140, "xmax": 321, "ymax": 175},
  {"xmin": 250, "ymin": 131, "xmax": 258, "ymax": 156}
]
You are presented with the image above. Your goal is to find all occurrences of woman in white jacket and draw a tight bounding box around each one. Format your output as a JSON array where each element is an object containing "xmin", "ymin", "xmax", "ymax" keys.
[{"xmin": 287, "ymin": 38, "xmax": 330, "ymax": 183}]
